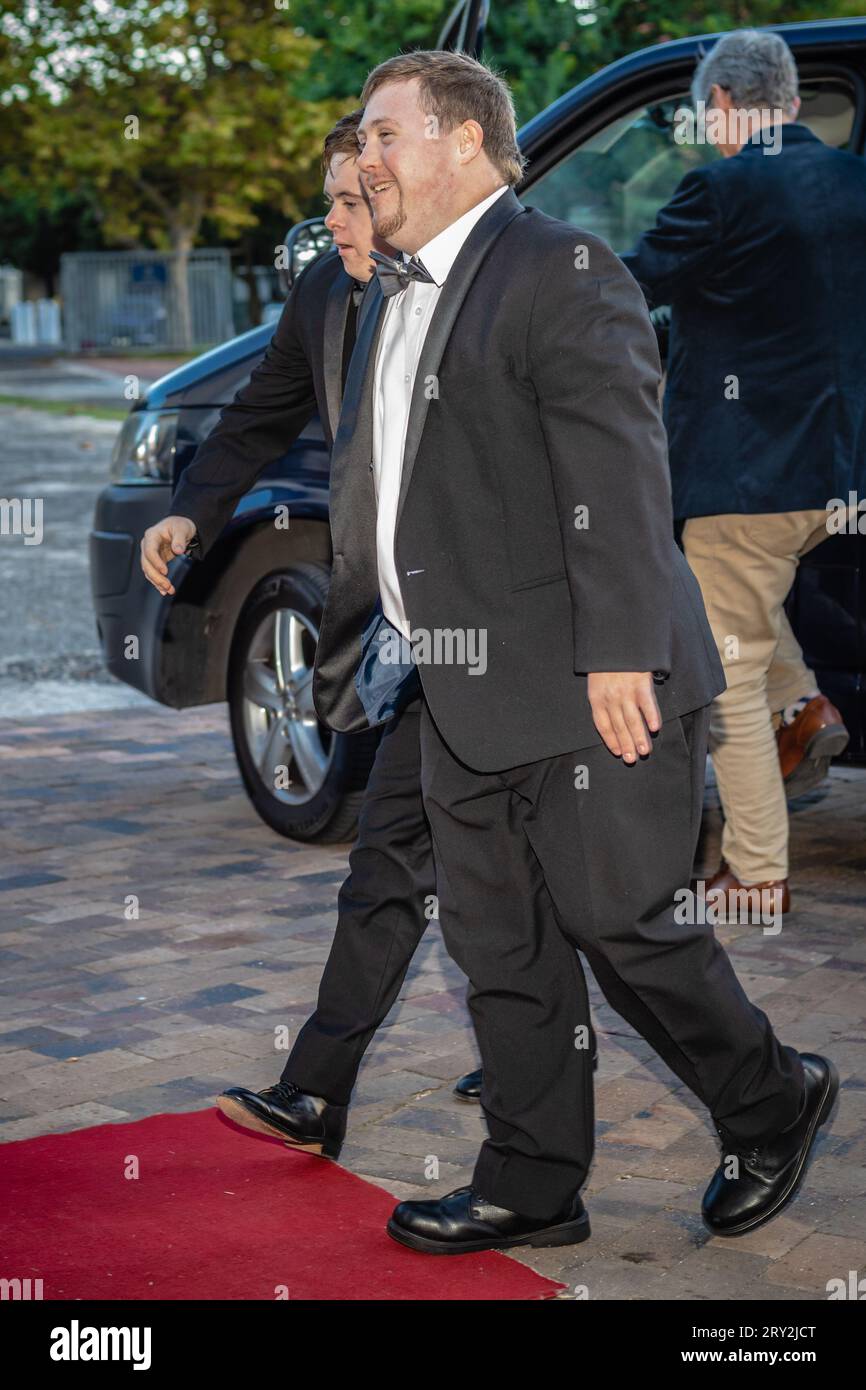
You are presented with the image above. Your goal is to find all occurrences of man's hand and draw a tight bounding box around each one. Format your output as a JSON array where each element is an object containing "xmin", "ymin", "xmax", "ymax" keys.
[
  {"xmin": 588, "ymin": 672, "xmax": 661, "ymax": 762},
  {"xmin": 140, "ymin": 515, "xmax": 197, "ymax": 597}
]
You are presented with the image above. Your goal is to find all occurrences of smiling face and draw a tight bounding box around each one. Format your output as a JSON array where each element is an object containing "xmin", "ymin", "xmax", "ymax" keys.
[{"xmin": 357, "ymin": 77, "xmax": 489, "ymax": 254}]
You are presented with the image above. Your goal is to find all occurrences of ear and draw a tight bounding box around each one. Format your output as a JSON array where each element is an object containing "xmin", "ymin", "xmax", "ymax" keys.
[
  {"xmin": 709, "ymin": 83, "xmax": 733, "ymax": 112},
  {"xmin": 457, "ymin": 118, "xmax": 485, "ymax": 162}
]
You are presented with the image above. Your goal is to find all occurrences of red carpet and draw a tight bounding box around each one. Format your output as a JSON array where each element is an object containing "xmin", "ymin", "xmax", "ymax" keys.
[{"xmin": 0, "ymin": 1109, "xmax": 564, "ymax": 1300}]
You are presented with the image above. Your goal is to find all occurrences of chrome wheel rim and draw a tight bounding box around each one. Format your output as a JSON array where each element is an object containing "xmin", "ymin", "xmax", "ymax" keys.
[{"xmin": 241, "ymin": 606, "xmax": 334, "ymax": 804}]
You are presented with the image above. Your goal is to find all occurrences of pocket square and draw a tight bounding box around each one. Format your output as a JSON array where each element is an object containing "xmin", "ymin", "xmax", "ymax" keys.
[{"xmin": 354, "ymin": 606, "xmax": 420, "ymax": 726}]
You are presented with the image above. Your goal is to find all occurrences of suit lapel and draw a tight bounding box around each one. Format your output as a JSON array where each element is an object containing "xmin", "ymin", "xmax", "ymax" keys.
[
  {"xmin": 394, "ymin": 188, "xmax": 526, "ymax": 532},
  {"xmin": 312, "ymin": 281, "xmax": 387, "ymax": 731},
  {"xmin": 327, "ymin": 280, "xmax": 387, "ymax": 557},
  {"xmin": 356, "ymin": 272, "xmax": 382, "ymax": 335},
  {"xmin": 321, "ymin": 269, "xmax": 355, "ymax": 443}
]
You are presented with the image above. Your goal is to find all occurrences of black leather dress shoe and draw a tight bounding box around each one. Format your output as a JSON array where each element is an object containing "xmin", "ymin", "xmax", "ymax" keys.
[
  {"xmin": 216, "ymin": 1080, "xmax": 347, "ymax": 1159},
  {"xmin": 453, "ymin": 1068, "xmax": 484, "ymax": 1101},
  {"xmin": 387, "ymin": 1185, "xmax": 591, "ymax": 1255},
  {"xmin": 702, "ymin": 1053, "xmax": 838, "ymax": 1237},
  {"xmin": 453, "ymin": 1046, "xmax": 599, "ymax": 1102}
]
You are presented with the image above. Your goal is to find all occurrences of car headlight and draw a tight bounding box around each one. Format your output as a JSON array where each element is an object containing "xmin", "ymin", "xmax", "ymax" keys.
[{"xmin": 110, "ymin": 409, "xmax": 178, "ymax": 483}]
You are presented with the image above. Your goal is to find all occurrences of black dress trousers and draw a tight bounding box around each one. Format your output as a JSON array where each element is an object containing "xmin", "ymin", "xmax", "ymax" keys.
[
  {"xmin": 281, "ymin": 698, "xmax": 433, "ymax": 1105},
  {"xmin": 419, "ymin": 699, "xmax": 806, "ymax": 1222},
  {"xmin": 281, "ymin": 692, "xmax": 597, "ymax": 1107}
]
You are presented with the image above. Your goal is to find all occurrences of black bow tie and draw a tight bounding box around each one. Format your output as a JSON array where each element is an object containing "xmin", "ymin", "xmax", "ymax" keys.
[{"xmin": 369, "ymin": 249, "xmax": 436, "ymax": 298}]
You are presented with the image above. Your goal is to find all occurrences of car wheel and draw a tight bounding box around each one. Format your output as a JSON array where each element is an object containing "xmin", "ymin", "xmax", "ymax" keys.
[{"xmin": 228, "ymin": 563, "xmax": 379, "ymax": 843}]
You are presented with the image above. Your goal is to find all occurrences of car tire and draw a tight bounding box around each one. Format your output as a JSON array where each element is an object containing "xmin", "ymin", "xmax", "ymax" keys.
[{"xmin": 228, "ymin": 563, "xmax": 379, "ymax": 843}]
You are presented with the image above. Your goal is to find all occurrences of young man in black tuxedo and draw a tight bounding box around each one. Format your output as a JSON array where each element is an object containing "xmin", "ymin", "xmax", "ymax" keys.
[
  {"xmin": 140, "ymin": 112, "xmax": 514, "ymax": 1150},
  {"xmin": 311, "ymin": 50, "xmax": 837, "ymax": 1254}
]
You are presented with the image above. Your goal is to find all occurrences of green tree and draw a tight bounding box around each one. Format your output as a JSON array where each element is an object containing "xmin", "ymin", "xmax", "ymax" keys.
[
  {"xmin": 0, "ymin": 192, "xmax": 106, "ymax": 297},
  {"xmin": 10, "ymin": 1, "xmax": 347, "ymax": 343},
  {"xmin": 2, "ymin": 0, "xmax": 858, "ymax": 320}
]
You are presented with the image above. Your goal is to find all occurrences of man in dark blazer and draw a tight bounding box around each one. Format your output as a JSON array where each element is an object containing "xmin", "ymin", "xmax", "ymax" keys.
[
  {"xmin": 621, "ymin": 29, "xmax": 862, "ymax": 917},
  {"xmin": 319, "ymin": 49, "xmax": 836, "ymax": 1254},
  {"xmin": 140, "ymin": 113, "xmax": 494, "ymax": 1156}
]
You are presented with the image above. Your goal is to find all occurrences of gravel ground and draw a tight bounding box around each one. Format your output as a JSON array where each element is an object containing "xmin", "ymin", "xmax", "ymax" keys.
[
  {"xmin": 0, "ymin": 354, "xmax": 192, "ymax": 409},
  {"xmin": 0, "ymin": 404, "xmax": 153, "ymax": 716}
]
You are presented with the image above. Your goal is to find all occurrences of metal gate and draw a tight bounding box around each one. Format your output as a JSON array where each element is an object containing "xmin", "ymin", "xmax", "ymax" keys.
[{"xmin": 60, "ymin": 248, "xmax": 235, "ymax": 352}]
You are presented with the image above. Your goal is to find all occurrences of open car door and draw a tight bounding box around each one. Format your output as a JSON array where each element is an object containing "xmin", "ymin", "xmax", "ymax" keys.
[{"xmin": 435, "ymin": 0, "xmax": 489, "ymax": 57}]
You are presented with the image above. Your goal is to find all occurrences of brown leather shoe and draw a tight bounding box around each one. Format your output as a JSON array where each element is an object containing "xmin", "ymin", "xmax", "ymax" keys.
[
  {"xmin": 702, "ymin": 864, "xmax": 790, "ymax": 921},
  {"xmin": 777, "ymin": 695, "xmax": 849, "ymax": 799}
]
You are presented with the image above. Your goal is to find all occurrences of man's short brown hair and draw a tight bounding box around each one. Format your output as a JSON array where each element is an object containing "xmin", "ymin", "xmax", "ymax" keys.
[
  {"xmin": 360, "ymin": 50, "xmax": 526, "ymax": 186},
  {"xmin": 321, "ymin": 109, "xmax": 363, "ymax": 176}
]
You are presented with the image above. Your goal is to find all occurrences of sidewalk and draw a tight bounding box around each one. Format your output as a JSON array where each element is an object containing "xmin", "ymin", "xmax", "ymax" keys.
[
  {"xmin": 0, "ymin": 352, "xmax": 195, "ymax": 410},
  {"xmin": 0, "ymin": 702, "xmax": 864, "ymax": 1299}
]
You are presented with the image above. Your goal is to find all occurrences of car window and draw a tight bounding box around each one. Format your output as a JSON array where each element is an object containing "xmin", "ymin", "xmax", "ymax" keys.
[
  {"xmin": 522, "ymin": 79, "xmax": 856, "ymax": 254},
  {"xmin": 798, "ymin": 78, "xmax": 857, "ymax": 149}
]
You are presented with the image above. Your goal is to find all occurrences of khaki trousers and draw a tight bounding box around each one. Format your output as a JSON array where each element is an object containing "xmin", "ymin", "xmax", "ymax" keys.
[{"xmin": 682, "ymin": 510, "xmax": 831, "ymax": 883}]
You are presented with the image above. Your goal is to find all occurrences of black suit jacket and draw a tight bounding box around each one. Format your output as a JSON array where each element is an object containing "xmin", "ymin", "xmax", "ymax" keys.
[
  {"xmin": 170, "ymin": 247, "xmax": 358, "ymax": 556},
  {"xmin": 621, "ymin": 123, "xmax": 866, "ymax": 520},
  {"xmin": 313, "ymin": 187, "xmax": 725, "ymax": 772}
]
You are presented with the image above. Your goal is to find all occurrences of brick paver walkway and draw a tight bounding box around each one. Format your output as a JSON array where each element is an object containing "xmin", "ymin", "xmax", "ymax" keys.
[{"xmin": 1, "ymin": 704, "xmax": 864, "ymax": 1300}]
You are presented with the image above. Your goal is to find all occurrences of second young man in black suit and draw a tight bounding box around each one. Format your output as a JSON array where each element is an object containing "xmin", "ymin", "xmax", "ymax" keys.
[{"xmin": 140, "ymin": 113, "xmax": 506, "ymax": 1153}]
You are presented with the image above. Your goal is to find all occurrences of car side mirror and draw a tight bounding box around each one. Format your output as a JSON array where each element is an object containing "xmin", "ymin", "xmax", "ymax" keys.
[{"xmin": 279, "ymin": 218, "xmax": 333, "ymax": 295}]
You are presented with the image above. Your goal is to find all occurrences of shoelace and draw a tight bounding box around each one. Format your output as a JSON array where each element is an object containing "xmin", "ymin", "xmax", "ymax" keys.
[
  {"xmin": 715, "ymin": 1082, "xmax": 809, "ymax": 1172},
  {"xmin": 716, "ymin": 1125, "xmax": 762, "ymax": 1168},
  {"xmin": 266, "ymin": 1080, "xmax": 301, "ymax": 1105}
]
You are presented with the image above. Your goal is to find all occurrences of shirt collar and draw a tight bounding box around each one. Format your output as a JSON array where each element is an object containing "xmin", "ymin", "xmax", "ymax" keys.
[{"xmin": 406, "ymin": 184, "xmax": 510, "ymax": 287}]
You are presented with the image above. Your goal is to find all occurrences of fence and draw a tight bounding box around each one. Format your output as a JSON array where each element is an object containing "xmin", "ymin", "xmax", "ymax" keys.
[
  {"xmin": 10, "ymin": 299, "xmax": 62, "ymax": 345},
  {"xmin": 0, "ymin": 265, "xmax": 23, "ymax": 328},
  {"xmin": 60, "ymin": 248, "xmax": 235, "ymax": 352}
]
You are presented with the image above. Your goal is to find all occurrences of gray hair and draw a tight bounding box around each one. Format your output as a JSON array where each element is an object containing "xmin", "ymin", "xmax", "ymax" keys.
[{"xmin": 692, "ymin": 29, "xmax": 799, "ymax": 113}]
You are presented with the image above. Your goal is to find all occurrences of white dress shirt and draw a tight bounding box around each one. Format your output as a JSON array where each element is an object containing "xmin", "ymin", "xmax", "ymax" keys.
[{"xmin": 372, "ymin": 183, "xmax": 509, "ymax": 637}]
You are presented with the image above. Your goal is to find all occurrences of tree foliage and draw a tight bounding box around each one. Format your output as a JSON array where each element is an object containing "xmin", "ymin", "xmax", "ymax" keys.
[{"xmin": 0, "ymin": 0, "xmax": 857, "ymax": 282}]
